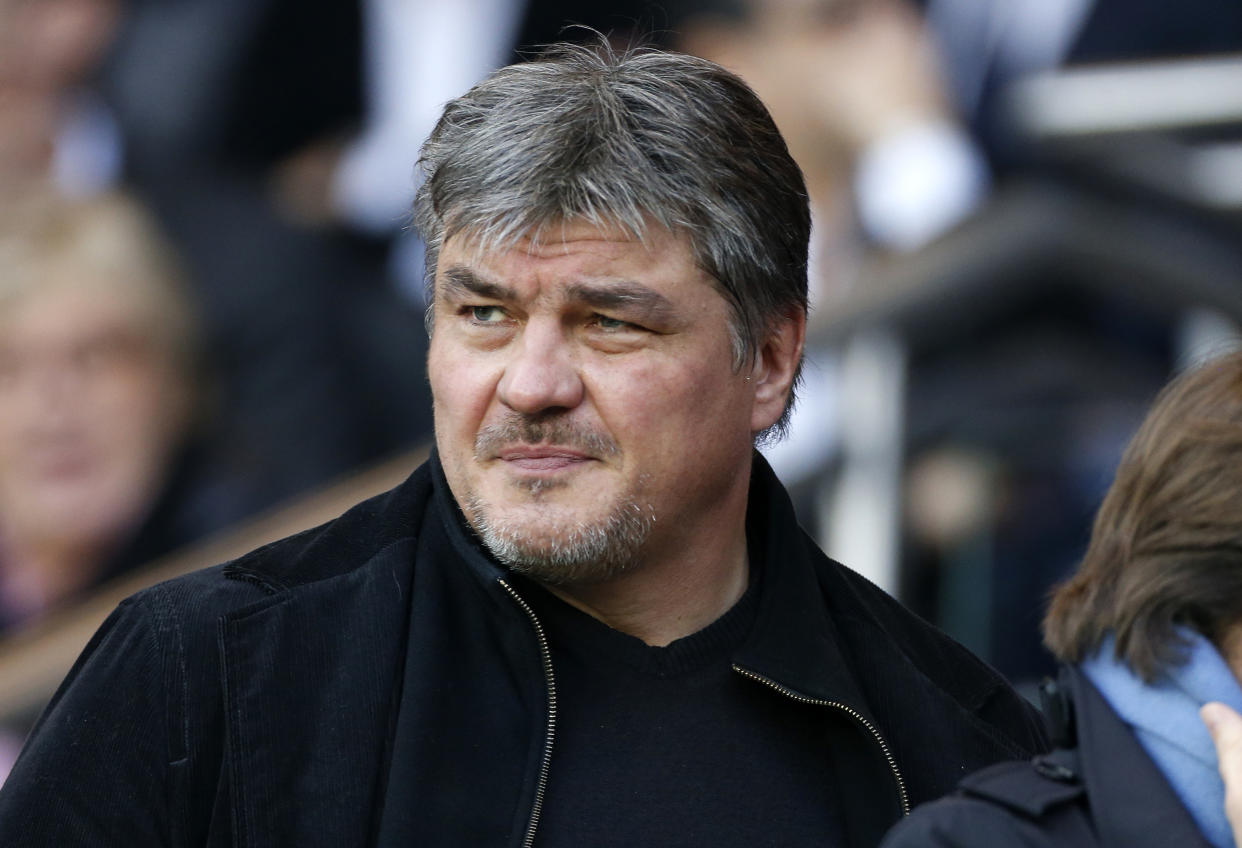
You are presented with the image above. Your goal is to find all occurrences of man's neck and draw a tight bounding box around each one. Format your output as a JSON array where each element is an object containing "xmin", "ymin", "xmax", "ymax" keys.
[{"xmin": 540, "ymin": 529, "xmax": 750, "ymax": 647}]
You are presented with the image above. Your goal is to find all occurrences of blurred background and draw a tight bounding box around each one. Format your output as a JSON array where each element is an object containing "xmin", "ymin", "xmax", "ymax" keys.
[{"xmin": 1, "ymin": 0, "xmax": 1241, "ymax": 779}]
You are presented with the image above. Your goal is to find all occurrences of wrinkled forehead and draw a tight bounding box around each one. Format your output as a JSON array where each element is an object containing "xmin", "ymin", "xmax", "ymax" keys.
[
  {"xmin": 453, "ymin": 213, "xmax": 674, "ymax": 255},
  {"xmin": 442, "ymin": 211, "xmax": 663, "ymax": 259},
  {"xmin": 431, "ymin": 211, "xmax": 715, "ymax": 296},
  {"xmin": 438, "ymin": 217, "xmax": 709, "ymax": 300}
]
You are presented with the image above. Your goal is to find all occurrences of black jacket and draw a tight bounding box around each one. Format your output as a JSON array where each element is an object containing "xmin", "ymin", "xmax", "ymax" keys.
[
  {"xmin": 880, "ymin": 664, "xmax": 1214, "ymax": 848},
  {"xmin": 0, "ymin": 453, "xmax": 1046, "ymax": 846}
]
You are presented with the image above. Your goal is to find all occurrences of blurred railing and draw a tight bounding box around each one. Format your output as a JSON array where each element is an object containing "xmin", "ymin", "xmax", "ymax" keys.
[{"xmin": 807, "ymin": 175, "xmax": 1242, "ymax": 681}]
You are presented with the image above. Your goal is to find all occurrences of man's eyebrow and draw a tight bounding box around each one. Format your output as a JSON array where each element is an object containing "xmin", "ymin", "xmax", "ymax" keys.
[
  {"xmin": 566, "ymin": 280, "xmax": 678, "ymax": 323},
  {"xmin": 439, "ymin": 266, "xmax": 516, "ymax": 302}
]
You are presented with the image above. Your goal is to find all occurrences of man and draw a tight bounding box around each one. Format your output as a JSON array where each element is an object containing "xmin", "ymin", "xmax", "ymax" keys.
[{"xmin": 0, "ymin": 43, "xmax": 1045, "ymax": 846}]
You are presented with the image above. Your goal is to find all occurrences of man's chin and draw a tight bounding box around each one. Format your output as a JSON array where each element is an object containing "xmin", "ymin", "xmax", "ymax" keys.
[
  {"xmin": 492, "ymin": 537, "xmax": 639, "ymax": 586},
  {"xmin": 491, "ymin": 464, "xmax": 601, "ymax": 499},
  {"xmin": 475, "ymin": 480, "xmax": 604, "ymax": 519},
  {"xmin": 463, "ymin": 495, "xmax": 656, "ymax": 585}
]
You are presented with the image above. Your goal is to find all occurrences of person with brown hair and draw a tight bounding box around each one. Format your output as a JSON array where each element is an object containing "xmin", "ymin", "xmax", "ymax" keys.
[{"xmin": 883, "ymin": 349, "xmax": 1242, "ymax": 848}]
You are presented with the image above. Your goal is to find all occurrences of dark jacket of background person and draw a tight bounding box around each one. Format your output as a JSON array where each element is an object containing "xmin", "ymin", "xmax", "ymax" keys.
[
  {"xmin": 880, "ymin": 663, "xmax": 1213, "ymax": 847},
  {"xmin": 0, "ymin": 454, "xmax": 1047, "ymax": 846}
]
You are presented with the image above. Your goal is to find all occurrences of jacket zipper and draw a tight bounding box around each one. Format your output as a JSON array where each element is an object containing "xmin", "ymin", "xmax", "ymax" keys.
[
  {"xmin": 499, "ymin": 579, "xmax": 558, "ymax": 848},
  {"xmin": 733, "ymin": 665, "xmax": 910, "ymax": 816}
]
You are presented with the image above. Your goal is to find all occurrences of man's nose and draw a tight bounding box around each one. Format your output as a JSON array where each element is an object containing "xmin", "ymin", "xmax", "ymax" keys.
[{"xmin": 496, "ymin": 321, "xmax": 584, "ymax": 415}]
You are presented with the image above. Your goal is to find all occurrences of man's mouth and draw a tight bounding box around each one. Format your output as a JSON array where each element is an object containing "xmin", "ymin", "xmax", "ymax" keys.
[
  {"xmin": 496, "ymin": 445, "xmax": 594, "ymax": 472},
  {"xmin": 474, "ymin": 415, "xmax": 620, "ymax": 465}
]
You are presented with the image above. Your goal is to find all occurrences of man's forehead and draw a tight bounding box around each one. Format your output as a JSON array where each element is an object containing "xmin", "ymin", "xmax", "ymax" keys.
[{"xmin": 438, "ymin": 215, "xmax": 685, "ymax": 263}]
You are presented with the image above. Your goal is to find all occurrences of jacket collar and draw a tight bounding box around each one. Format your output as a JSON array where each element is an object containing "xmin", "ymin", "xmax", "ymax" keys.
[
  {"xmin": 427, "ymin": 448, "xmax": 902, "ymax": 843},
  {"xmin": 1069, "ymin": 665, "xmax": 1214, "ymax": 848},
  {"xmin": 734, "ymin": 454, "xmax": 875, "ymax": 717},
  {"xmin": 219, "ymin": 538, "xmax": 419, "ymax": 847},
  {"xmin": 217, "ymin": 467, "xmax": 431, "ymax": 847},
  {"xmin": 427, "ymin": 448, "xmax": 511, "ymax": 590},
  {"xmin": 735, "ymin": 455, "xmax": 904, "ymax": 845}
]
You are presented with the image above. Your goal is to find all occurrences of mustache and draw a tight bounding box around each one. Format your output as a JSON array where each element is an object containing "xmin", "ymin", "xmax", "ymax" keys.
[{"xmin": 474, "ymin": 414, "xmax": 619, "ymax": 459}]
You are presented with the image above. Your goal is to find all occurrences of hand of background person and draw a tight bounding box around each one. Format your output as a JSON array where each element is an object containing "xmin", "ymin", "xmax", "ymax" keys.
[
  {"xmin": 1201, "ymin": 701, "xmax": 1242, "ymax": 845},
  {"xmin": 680, "ymin": 0, "xmax": 952, "ymax": 177},
  {"xmin": 269, "ymin": 134, "xmax": 348, "ymax": 228}
]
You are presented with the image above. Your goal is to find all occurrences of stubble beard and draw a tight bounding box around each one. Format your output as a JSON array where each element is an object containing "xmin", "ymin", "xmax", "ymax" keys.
[{"xmin": 460, "ymin": 415, "xmax": 656, "ymax": 585}]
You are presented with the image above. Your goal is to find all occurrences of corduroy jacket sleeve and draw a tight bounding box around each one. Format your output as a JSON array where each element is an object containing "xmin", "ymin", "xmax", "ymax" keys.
[{"xmin": 0, "ymin": 594, "xmax": 174, "ymax": 845}]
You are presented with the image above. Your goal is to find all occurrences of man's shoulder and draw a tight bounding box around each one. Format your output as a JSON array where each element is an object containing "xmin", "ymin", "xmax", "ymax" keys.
[
  {"xmin": 754, "ymin": 457, "xmax": 1018, "ymax": 713},
  {"xmin": 808, "ymin": 543, "xmax": 1007, "ymax": 699},
  {"xmin": 800, "ymin": 538, "xmax": 1048, "ymax": 765},
  {"xmin": 128, "ymin": 460, "xmax": 435, "ymax": 620}
]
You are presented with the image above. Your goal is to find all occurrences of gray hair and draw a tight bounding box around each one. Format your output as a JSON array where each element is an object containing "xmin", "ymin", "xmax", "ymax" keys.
[{"xmin": 413, "ymin": 40, "xmax": 810, "ymax": 437}]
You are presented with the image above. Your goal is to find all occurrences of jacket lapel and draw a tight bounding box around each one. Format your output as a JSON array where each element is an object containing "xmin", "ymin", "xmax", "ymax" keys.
[
  {"xmin": 1071, "ymin": 668, "xmax": 1214, "ymax": 848},
  {"xmin": 734, "ymin": 456, "xmax": 904, "ymax": 846},
  {"xmin": 218, "ymin": 539, "xmax": 417, "ymax": 848}
]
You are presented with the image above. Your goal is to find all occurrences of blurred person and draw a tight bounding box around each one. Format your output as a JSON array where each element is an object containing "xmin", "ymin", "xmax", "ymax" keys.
[
  {"xmin": 922, "ymin": 0, "xmax": 1242, "ymax": 167},
  {"xmin": 678, "ymin": 0, "xmax": 989, "ymax": 490},
  {"xmin": 681, "ymin": 0, "xmax": 1230, "ymax": 699},
  {"xmin": 96, "ymin": 0, "xmax": 684, "ymax": 512},
  {"xmin": 882, "ymin": 350, "xmax": 1242, "ymax": 848},
  {"xmin": 0, "ymin": 0, "xmax": 123, "ymax": 195},
  {"xmin": 681, "ymin": 0, "xmax": 988, "ymax": 291},
  {"xmin": 0, "ymin": 42, "xmax": 1045, "ymax": 846},
  {"xmin": 0, "ymin": 191, "xmax": 241, "ymax": 633},
  {"xmin": 97, "ymin": 0, "xmax": 429, "ymax": 509}
]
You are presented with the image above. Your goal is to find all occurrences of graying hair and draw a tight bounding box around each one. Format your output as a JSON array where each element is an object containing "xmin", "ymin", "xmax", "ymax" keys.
[{"xmin": 413, "ymin": 40, "xmax": 810, "ymax": 438}]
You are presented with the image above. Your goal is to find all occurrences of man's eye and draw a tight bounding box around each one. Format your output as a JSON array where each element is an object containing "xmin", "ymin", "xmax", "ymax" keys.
[
  {"xmin": 470, "ymin": 306, "xmax": 507, "ymax": 323},
  {"xmin": 593, "ymin": 315, "xmax": 632, "ymax": 331}
]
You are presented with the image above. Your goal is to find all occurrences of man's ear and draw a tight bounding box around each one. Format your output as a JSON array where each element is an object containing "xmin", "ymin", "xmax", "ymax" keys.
[{"xmin": 749, "ymin": 307, "xmax": 806, "ymax": 434}]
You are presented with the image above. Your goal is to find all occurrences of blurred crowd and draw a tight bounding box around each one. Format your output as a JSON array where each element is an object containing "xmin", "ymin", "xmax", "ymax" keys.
[
  {"xmin": 678, "ymin": 0, "xmax": 1242, "ymax": 694},
  {"xmin": 2, "ymin": 0, "xmax": 1242, "ymax": 771}
]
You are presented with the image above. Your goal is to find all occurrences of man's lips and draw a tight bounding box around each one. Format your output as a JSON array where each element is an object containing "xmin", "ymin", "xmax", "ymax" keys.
[{"xmin": 495, "ymin": 445, "xmax": 594, "ymax": 472}]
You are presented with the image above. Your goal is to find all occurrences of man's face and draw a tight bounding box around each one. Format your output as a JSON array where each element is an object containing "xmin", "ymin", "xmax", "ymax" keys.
[{"xmin": 428, "ymin": 220, "xmax": 782, "ymax": 585}]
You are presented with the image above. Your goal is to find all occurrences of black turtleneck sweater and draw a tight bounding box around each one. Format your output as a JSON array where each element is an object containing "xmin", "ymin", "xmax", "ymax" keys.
[{"xmin": 510, "ymin": 570, "xmax": 846, "ymax": 847}]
